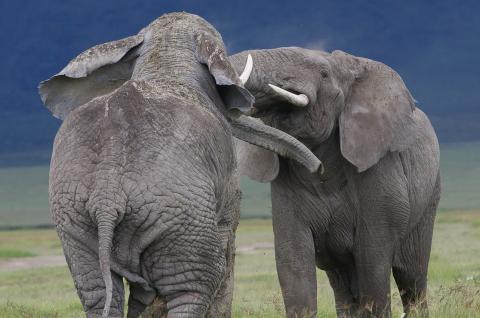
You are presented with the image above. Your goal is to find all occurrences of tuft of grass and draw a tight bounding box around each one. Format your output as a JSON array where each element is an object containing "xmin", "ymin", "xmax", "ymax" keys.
[
  {"xmin": 0, "ymin": 300, "xmax": 84, "ymax": 318},
  {"xmin": 0, "ymin": 266, "xmax": 84, "ymax": 318}
]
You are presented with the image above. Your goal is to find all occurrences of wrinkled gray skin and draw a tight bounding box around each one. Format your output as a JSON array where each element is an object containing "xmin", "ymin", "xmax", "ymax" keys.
[
  {"xmin": 230, "ymin": 48, "xmax": 441, "ymax": 318},
  {"xmin": 38, "ymin": 14, "xmax": 321, "ymax": 318}
]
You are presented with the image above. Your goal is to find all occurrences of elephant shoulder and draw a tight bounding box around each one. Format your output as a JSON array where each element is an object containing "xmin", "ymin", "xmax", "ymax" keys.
[
  {"xmin": 62, "ymin": 80, "xmax": 183, "ymax": 127},
  {"xmin": 411, "ymin": 108, "xmax": 439, "ymax": 151},
  {"xmin": 58, "ymin": 81, "xmax": 143, "ymax": 131}
]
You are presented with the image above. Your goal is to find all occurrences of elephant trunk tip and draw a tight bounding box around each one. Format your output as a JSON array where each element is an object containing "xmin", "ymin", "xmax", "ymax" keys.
[
  {"xmin": 314, "ymin": 161, "xmax": 325, "ymax": 175},
  {"xmin": 305, "ymin": 155, "xmax": 324, "ymax": 175}
]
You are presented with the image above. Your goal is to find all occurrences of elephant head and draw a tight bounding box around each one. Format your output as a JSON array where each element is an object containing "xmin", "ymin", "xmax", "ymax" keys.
[
  {"xmin": 38, "ymin": 13, "xmax": 255, "ymax": 119},
  {"xmin": 39, "ymin": 14, "xmax": 322, "ymax": 178},
  {"xmin": 230, "ymin": 48, "xmax": 417, "ymax": 177}
]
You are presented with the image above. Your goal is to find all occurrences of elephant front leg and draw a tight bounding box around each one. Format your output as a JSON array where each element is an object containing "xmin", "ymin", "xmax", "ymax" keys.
[
  {"xmin": 354, "ymin": 235, "xmax": 394, "ymax": 318},
  {"xmin": 326, "ymin": 268, "xmax": 359, "ymax": 318},
  {"xmin": 272, "ymin": 207, "xmax": 317, "ymax": 317}
]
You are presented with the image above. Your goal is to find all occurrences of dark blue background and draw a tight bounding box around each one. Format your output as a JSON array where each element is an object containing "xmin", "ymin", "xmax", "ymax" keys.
[{"xmin": 1, "ymin": 0, "xmax": 479, "ymax": 156}]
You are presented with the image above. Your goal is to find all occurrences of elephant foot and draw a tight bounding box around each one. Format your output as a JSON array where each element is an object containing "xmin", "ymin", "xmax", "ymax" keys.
[{"xmin": 141, "ymin": 297, "xmax": 168, "ymax": 318}]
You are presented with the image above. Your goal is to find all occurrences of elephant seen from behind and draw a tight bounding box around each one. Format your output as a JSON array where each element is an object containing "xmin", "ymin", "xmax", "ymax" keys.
[{"xmin": 39, "ymin": 13, "xmax": 322, "ymax": 318}]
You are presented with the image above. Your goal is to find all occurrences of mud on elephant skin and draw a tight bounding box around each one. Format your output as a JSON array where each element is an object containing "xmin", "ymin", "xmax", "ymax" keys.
[
  {"xmin": 39, "ymin": 13, "xmax": 321, "ymax": 318},
  {"xmin": 230, "ymin": 48, "xmax": 441, "ymax": 318}
]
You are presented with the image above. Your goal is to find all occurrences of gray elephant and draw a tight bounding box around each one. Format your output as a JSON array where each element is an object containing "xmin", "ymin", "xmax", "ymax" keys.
[
  {"xmin": 230, "ymin": 48, "xmax": 440, "ymax": 317},
  {"xmin": 38, "ymin": 14, "xmax": 321, "ymax": 318}
]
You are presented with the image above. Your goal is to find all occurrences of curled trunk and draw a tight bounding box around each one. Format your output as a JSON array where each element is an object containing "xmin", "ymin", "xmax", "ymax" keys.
[{"xmin": 230, "ymin": 114, "xmax": 323, "ymax": 174}]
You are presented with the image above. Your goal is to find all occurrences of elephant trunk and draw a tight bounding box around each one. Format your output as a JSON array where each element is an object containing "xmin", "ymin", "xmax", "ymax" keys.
[{"xmin": 230, "ymin": 114, "xmax": 323, "ymax": 174}]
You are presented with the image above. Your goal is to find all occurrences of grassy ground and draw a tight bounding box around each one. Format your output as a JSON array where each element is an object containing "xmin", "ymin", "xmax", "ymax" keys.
[
  {"xmin": 0, "ymin": 142, "xmax": 479, "ymax": 316},
  {"xmin": 0, "ymin": 212, "xmax": 479, "ymax": 317},
  {"xmin": 0, "ymin": 229, "xmax": 62, "ymax": 260}
]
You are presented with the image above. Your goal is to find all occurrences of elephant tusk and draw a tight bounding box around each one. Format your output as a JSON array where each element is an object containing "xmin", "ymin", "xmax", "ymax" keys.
[
  {"xmin": 268, "ymin": 84, "xmax": 309, "ymax": 107},
  {"xmin": 239, "ymin": 54, "xmax": 253, "ymax": 85}
]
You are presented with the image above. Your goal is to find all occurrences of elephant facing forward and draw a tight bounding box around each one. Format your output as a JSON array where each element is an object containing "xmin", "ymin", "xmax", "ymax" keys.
[
  {"xmin": 39, "ymin": 14, "xmax": 321, "ymax": 318},
  {"xmin": 231, "ymin": 48, "xmax": 440, "ymax": 318}
]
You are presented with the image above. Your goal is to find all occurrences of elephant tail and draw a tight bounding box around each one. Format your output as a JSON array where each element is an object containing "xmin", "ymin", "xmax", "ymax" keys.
[{"xmin": 96, "ymin": 212, "xmax": 116, "ymax": 318}]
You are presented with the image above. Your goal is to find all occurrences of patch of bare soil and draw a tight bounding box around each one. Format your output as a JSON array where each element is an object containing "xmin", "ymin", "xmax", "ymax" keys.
[
  {"xmin": 236, "ymin": 242, "xmax": 273, "ymax": 253},
  {"xmin": 0, "ymin": 255, "xmax": 66, "ymax": 271},
  {"xmin": 0, "ymin": 242, "xmax": 274, "ymax": 272}
]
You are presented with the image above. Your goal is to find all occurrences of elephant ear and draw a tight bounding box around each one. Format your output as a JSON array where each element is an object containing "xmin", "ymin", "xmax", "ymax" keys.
[
  {"xmin": 39, "ymin": 34, "xmax": 144, "ymax": 119},
  {"xmin": 194, "ymin": 32, "xmax": 254, "ymax": 113},
  {"xmin": 333, "ymin": 50, "xmax": 417, "ymax": 172},
  {"xmin": 234, "ymin": 137, "xmax": 279, "ymax": 183}
]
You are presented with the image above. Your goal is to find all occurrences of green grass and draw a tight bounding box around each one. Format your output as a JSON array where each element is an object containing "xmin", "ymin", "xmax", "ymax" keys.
[
  {"xmin": 0, "ymin": 266, "xmax": 83, "ymax": 318},
  {"xmin": 1, "ymin": 214, "xmax": 479, "ymax": 317},
  {"xmin": 0, "ymin": 249, "xmax": 36, "ymax": 259},
  {"xmin": 0, "ymin": 228, "xmax": 62, "ymax": 257}
]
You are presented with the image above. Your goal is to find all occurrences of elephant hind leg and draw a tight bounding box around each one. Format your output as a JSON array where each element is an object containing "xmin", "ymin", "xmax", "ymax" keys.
[
  {"xmin": 59, "ymin": 230, "xmax": 125, "ymax": 317},
  {"xmin": 143, "ymin": 226, "xmax": 227, "ymax": 317},
  {"xmin": 392, "ymin": 184, "xmax": 439, "ymax": 316},
  {"xmin": 206, "ymin": 186, "xmax": 241, "ymax": 318}
]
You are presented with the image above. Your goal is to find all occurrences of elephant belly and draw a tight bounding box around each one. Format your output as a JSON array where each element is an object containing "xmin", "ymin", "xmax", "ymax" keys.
[
  {"xmin": 313, "ymin": 227, "xmax": 355, "ymax": 271},
  {"xmin": 309, "ymin": 202, "xmax": 355, "ymax": 271}
]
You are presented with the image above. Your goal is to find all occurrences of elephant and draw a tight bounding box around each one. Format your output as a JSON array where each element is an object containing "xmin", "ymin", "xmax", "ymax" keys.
[
  {"xmin": 38, "ymin": 13, "xmax": 322, "ymax": 318},
  {"xmin": 230, "ymin": 48, "xmax": 441, "ymax": 318}
]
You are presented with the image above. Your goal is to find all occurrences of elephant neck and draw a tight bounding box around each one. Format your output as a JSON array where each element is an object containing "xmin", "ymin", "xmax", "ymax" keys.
[
  {"xmin": 131, "ymin": 31, "xmax": 223, "ymax": 114},
  {"xmin": 312, "ymin": 129, "xmax": 346, "ymax": 173},
  {"xmin": 285, "ymin": 129, "xmax": 347, "ymax": 187}
]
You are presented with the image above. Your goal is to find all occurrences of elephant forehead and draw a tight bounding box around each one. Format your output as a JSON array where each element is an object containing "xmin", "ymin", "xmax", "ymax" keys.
[
  {"xmin": 286, "ymin": 48, "xmax": 330, "ymax": 67},
  {"xmin": 305, "ymin": 50, "xmax": 329, "ymax": 64}
]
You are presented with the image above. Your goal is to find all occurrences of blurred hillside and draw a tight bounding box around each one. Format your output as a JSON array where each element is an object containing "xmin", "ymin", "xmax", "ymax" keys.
[
  {"xmin": 1, "ymin": 142, "xmax": 479, "ymax": 228},
  {"xmin": 0, "ymin": 0, "xmax": 479, "ymax": 158}
]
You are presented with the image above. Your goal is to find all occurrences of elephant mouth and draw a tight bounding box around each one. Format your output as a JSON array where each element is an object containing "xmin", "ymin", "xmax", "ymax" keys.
[
  {"xmin": 249, "ymin": 91, "xmax": 303, "ymax": 123},
  {"xmin": 247, "ymin": 83, "xmax": 310, "ymax": 119},
  {"xmin": 251, "ymin": 102, "xmax": 295, "ymax": 119}
]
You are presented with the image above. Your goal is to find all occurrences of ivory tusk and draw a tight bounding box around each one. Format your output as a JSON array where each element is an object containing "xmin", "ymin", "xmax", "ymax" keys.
[
  {"xmin": 268, "ymin": 84, "xmax": 309, "ymax": 107},
  {"xmin": 239, "ymin": 54, "xmax": 253, "ymax": 85}
]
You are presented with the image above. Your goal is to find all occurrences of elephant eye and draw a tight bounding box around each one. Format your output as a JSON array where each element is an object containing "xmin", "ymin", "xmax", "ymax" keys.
[{"xmin": 320, "ymin": 70, "xmax": 329, "ymax": 79}]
